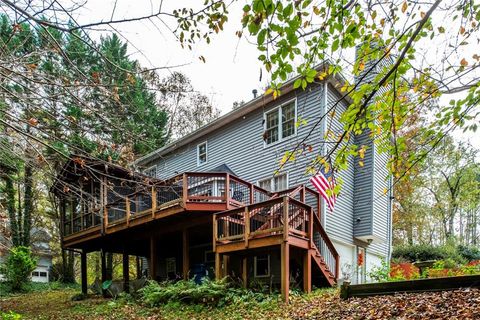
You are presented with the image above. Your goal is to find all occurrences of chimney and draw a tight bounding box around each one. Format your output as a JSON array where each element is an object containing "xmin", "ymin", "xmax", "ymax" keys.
[{"xmin": 252, "ymin": 89, "xmax": 258, "ymax": 98}]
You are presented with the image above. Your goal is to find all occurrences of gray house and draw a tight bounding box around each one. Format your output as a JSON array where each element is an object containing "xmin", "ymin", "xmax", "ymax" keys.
[{"xmin": 135, "ymin": 62, "xmax": 393, "ymax": 285}]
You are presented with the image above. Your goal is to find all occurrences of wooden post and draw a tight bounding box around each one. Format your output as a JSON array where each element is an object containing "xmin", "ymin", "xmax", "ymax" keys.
[
  {"xmin": 250, "ymin": 184, "xmax": 254, "ymax": 204},
  {"xmin": 303, "ymin": 250, "xmax": 311, "ymax": 293},
  {"xmin": 136, "ymin": 256, "xmax": 142, "ymax": 279},
  {"xmin": 183, "ymin": 229, "xmax": 189, "ymax": 280},
  {"xmin": 242, "ymin": 257, "xmax": 248, "ymax": 288},
  {"xmin": 300, "ymin": 185, "xmax": 306, "ymax": 203},
  {"xmin": 281, "ymin": 242, "xmax": 290, "ymax": 303},
  {"xmin": 309, "ymin": 208, "xmax": 314, "ymax": 248},
  {"xmin": 182, "ymin": 173, "xmax": 188, "ymax": 204},
  {"xmin": 225, "ymin": 173, "xmax": 230, "ymax": 208},
  {"xmin": 151, "ymin": 186, "xmax": 156, "ymax": 218},
  {"xmin": 81, "ymin": 251, "xmax": 87, "ymax": 295},
  {"xmin": 223, "ymin": 255, "xmax": 229, "ymax": 277},
  {"xmin": 101, "ymin": 250, "xmax": 107, "ymax": 297},
  {"xmin": 215, "ymin": 252, "xmax": 221, "ymax": 280},
  {"xmin": 283, "ymin": 197, "xmax": 289, "ymax": 241},
  {"xmin": 150, "ymin": 237, "xmax": 157, "ymax": 280},
  {"xmin": 244, "ymin": 207, "xmax": 250, "ymax": 248},
  {"xmin": 123, "ymin": 253, "xmax": 130, "ymax": 293},
  {"xmin": 335, "ymin": 254, "xmax": 340, "ymax": 280},
  {"xmin": 126, "ymin": 196, "xmax": 130, "ymax": 227},
  {"xmin": 212, "ymin": 215, "xmax": 217, "ymax": 252}
]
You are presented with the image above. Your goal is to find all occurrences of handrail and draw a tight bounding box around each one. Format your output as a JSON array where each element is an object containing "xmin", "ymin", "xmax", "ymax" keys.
[{"xmin": 312, "ymin": 213, "xmax": 339, "ymax": 278}]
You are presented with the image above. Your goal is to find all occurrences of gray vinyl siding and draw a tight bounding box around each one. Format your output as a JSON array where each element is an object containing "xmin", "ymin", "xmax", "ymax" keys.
[
  {"xmin": 324, "ymin": 84, "xmax": 355, "ymax": 245},
  {"xmin": 147, "ymin": 84, "xmax": 326, "ymax": 191},
  {"xmin": 143, "ymin": 80, "xmax": 389, "ymax": 258},
  {"xmin": 353, "ymin": 130, "xmax": 374, "ymax": 238}
]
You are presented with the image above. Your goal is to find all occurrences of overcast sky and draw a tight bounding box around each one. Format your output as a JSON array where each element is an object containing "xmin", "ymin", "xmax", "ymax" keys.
[{"xmin": 69, "ymin": 0, "xmax": 479, "ymax": 149}]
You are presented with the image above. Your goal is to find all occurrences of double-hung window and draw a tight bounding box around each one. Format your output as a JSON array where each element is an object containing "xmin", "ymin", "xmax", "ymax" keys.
[
  {"xmin": 258, "ymin": 173, "xmax": 288, "ymax": 192},
  {"xmin": 264, "ymin": 99, "xmax": 296, "ymax": 145},
  {"xmin": 197, "ymin": 141, "xmax": 208, "ymax": 166}
]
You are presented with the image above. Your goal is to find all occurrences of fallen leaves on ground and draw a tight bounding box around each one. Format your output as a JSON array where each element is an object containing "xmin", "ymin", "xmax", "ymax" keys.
[{"xmin": 1, "ymin": 287, "xmax": 480, "ymax": 319}]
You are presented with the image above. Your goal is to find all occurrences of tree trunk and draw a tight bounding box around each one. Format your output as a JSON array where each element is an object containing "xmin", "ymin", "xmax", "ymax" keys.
[
  {"xmin": 22, "ymin": 162, "xmax": 34, "ymax": 246},
  {"xmin": 4, "ymin": 175, "xmax": 20, "ymax": 246}
]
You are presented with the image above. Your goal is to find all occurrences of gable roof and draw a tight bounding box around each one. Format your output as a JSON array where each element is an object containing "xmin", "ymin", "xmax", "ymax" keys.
[
  {"xmin": 135, "ymin": 61, "xmax": 349, "ymax": 167},
  {"xmin": 208, "ymin": 164, "xmax": 237, "ymax": 176}
]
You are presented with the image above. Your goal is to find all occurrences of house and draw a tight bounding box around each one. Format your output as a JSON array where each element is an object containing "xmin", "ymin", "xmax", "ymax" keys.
[
  {"xmin": 0, "ymin": 214, "xmax": 53, "ymax": 283},
  {"xmin": 52, "ymin": 61, "xmax": 393, "ymax": 302}
]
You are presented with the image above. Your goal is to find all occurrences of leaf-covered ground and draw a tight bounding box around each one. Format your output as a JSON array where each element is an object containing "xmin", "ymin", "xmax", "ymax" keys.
[{"xmin": 1, "ymin": 287, "xmax": 479, "ymax": 319}]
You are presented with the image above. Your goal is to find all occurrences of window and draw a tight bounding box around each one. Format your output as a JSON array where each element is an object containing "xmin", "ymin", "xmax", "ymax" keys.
[
  {"xmin": 32, "ymin": 271, "xmax": 39, "ymax": 277},
  {"xmin": 197, "ymin": 141, "xmax": 208, "ymax": 166},
  {"xmin": 264, "ymin": 99, "xmax": 296, "ymax": 145},
  {"xmin": 144, "ymin": 165, "xmax": 157, "ymax": 178},
  {"xmin": 39, "ymin": 272, "xmax": 47, "ymax": 278},
  {"xmin": 258, "ymin": 173, "xmax": 288, "ymax": 192},
  {"xmin": 254, "ymin": 254, "xmax": 270, "ymax": 277}
]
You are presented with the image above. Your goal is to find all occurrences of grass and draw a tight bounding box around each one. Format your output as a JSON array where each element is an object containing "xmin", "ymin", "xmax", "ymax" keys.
[{"xmin": 1, "ymin": 283, "xmax": 480, "ymax": 319}]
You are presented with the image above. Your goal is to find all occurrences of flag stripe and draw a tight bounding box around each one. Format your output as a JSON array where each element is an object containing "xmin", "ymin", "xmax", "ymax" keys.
[{"xmin": 309, "ymin": 168, "xmax": 337, "ymax": 213}]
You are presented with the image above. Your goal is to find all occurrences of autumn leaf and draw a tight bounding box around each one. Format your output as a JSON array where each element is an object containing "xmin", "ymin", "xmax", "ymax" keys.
[
  {"xmin": 401, "ymin": 1, "xmax": 407, "ymax": 13},
  {"xmin": 28, "ymin": 118, "xmax": 38, "ymax": 126},
  {"xmin": 460, "ymin": 58, "xmax": 468, "ymax": 66}
]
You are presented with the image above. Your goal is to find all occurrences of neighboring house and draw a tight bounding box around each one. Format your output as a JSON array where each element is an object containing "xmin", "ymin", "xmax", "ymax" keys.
[
  {"xmin": 0, "ymin": 213, "xmax": 53, "ymax": 283},
  {"xmin": 53, "ymin": 60, "xmax": 393, "ymax": 302}
]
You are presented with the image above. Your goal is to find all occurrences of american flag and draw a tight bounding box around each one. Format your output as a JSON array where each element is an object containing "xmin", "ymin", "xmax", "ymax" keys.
[{"xmin": 310, "ymin": 166, "xmax": 337, "ymax": 213}]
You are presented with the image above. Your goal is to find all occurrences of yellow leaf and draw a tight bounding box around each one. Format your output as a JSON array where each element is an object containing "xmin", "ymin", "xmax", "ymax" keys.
[
  {"xmin": 359, "ymin": 61, "xmax": 365, "ymax": 71},
  {"xmin": 359, "ymin": 160, "xmax": 364, "ymax": 167},
  {"xmin": 420, "ymin": 11, "xmax": 425, "ymax": 19},
  {"xmin": 401, "ymin": 1, "xmax": 407, "ymax": 13},
  {"xmin": 265, "ymin": 88, "xmax": 274, "ymax": 96},
  {"xmin": 383, "ymin": 188, "xmax": 388, "ymax": 195}
]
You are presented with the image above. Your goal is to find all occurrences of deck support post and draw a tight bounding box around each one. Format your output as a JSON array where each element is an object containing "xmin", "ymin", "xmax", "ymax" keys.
[
  {"xmin": 242, "ymin": 257, "xmax": 248, "ymax": 288},
  {"xmin": 101, "ymin": 250, "xmax": 107, "ymax": 297},
  {"xmin": 81, "ymin": 250, "xmax": 87, "ymax": 295},
  {"xmin": 215, "ymin": 252, "xmax": 222, "ymax": 280},
  {"xmin": 150, "ymin": 237, "xmax": 157, "ymax": 280},
  {"xmin": 136, "ymin": 256, "xmax": 142, "ymax": 279},
  {"xmin": 182, "ymin": 228, "xmax": 189, "ymax": 280},
  {"xmin": 123, "ymin": 253, "xmax": 130, "ymax": 293},
  {"xmin": 281, "ymin": 242, "xmax": 290, "ymax": 303},
  {"xmin": 303, "ymin": 250, "xmax": 311, "ymax": 293}
]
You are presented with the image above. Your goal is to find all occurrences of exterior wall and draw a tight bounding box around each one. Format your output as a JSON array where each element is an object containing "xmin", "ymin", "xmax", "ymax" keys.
[
  {"xmin": 142, "ymin": 79, "xmax": 391, "ymax": 269},
  {"xmin": 32, "ymin": 256, "xmax": 52, "ymax": 283}
]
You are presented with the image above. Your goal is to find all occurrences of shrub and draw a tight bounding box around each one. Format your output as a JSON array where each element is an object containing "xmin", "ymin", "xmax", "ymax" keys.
[
  {"xmin": 0, "ymin": 246, "xmax": 37, "ymax": 291},
  {"xmin": 0, "ymin": 311, "xmax": 22, "ymax": 320},
  {"xmin": 390, "ymin": 263, "xmax": 420, "ymax": 280},
  {"xmin": 140, "ymin": 278, "xmax": 269, "ymax": 307},
  {"xmin": 392, "ymin": 244, "xmax": 464, "ymax": 264},
  {"xmin": 457, "ymin": 245, "xmax": 480, "ymax": 262},
  {"xmin": 368, "ymin": 259, "xmax": 390, "ymax": 282}
]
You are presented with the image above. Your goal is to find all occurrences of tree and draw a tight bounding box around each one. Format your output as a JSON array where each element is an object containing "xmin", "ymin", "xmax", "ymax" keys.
[{"xmin": 147, "ymin": 71, "xmax": 220, "ymax": 140}]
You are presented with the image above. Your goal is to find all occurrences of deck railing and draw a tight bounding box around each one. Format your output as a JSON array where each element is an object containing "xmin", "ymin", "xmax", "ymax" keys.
[
  {"xmin": 214, "ymin": 195, "xmax": 339, "ymax": 280},
  {"xmin": 214, "ymin": 196, "xmax": 313, "ymax": 244},
  {"xmin": 62, "ymin": 172, "xmax": 273, "ymax": 237}
]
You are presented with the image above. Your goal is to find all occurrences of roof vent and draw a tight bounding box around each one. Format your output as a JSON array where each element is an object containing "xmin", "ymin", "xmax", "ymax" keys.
[{"xmin": 252, "ymin": 89, "xmax": 258, "ymax": 98}]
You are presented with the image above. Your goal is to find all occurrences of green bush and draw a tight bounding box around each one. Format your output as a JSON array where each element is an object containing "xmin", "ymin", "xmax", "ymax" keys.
[
  {"xmin": 392, "ymin": 244, "xmax": 464, "ymax": 264},
  {"xmin": 0, "ymin": 246, "xmax": 37, "ymax": 291},
  {"xmin": 140, "ymin": 278, "xmax": 269, "ymax": 307},
  {"xmin": 457, "ymin": 245, "xmax": 480, "ymax": 262},
  {"xmin": 0, "ymin": 311, "xmax": 22, "ymax": 320}
]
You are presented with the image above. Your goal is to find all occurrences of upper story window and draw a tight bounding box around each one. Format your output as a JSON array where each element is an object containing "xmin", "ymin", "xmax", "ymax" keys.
[
  {"xmin": 144, "ymin": 165, "xmax": 157, "ymax": 178},
  {"xmin": 264, "ymin": 99, "xmax": 296, "ymax": 145},
  {"xmin": 258, "ymin": 173, "xmax": 288, "ymax": 192},
  {"xmin": 197, "ymin": 141, "xmax": 208, "ymax": 166}
]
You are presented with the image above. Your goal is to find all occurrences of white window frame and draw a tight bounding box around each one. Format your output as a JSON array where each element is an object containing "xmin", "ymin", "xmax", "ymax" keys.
[
  {"xmin": 197, "ymin": 141, "xmax": 208, "ymax": 166},
  {"xmin": 144, "ymin": 165, "xmax": 157, "ymax": 178},
  {"xmin": 257, "ymin": 172, "xmax": 289, "ymax": 192},
  {"xmin": 263, "ymin": 98, "xmax": 297, "ymax": 147},
  {"xmin": 254, "ymin": 254, "xmax": 271, "ymax": 278}
]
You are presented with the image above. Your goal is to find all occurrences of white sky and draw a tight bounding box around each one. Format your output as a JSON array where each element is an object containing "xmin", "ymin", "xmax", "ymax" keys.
[{"xmin": 69, "ymin": 0, "xmax": 479, "ymax": 150}]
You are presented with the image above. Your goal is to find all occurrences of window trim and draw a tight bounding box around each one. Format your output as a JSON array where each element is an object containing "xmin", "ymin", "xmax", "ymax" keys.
[
  {"xmin": 144, "ymin": 165, "xmax": 157, "ymax": 178},
  {"xmin": 263, "ymin": 98, "xmax": 297, "ymax": 147},
  {"xmin": 254, "ymin": 254, "xmax": 271, "ymax": 278},
  {"xmin": 257, "ymin": 172, "xmax": 289, "ymax": 192},
  {"xmin": 196, "ymin": 141, "xmax": 208, "ymax": 166}
]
